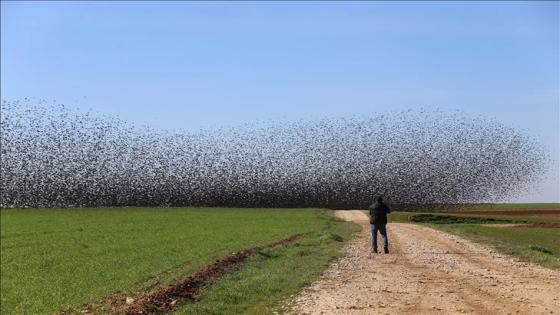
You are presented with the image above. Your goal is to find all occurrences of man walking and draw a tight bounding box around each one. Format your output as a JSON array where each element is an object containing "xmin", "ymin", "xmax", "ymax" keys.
[{"xmin": 369, "ymin": 196, "xmax": 391, "ymax": 254}]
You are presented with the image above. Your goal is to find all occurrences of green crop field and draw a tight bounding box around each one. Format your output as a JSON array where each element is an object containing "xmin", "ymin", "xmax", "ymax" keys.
[{"xmin": 0, "ymin": 208, "xmax": 358, "ymax": 314}]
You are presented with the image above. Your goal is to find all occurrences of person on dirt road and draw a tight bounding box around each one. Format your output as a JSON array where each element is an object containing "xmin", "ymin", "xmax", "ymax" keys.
[{"xmin": 369, "ymin": 196, "xmax": 390, "ymax": 254}]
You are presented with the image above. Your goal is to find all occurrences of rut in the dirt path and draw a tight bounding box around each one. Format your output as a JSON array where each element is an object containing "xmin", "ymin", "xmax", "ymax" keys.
[{"xmin": 287, "ymin": 211, "xmax": 560, "ymax": 315}]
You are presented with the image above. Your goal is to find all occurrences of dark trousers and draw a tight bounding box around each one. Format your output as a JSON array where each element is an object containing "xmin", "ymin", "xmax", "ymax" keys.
[{"xmin": 370, "ymin": 223, "xmax": 388, "ymax": 250}]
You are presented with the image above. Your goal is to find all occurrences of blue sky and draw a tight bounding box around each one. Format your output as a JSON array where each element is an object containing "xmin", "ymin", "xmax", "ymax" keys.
[{"xmin": 1, "ymin": 1, "xmax": 558, "ymax": 201}]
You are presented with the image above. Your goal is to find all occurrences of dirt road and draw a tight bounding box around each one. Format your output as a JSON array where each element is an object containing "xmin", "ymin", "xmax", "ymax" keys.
[{"xmin": 287, "ymin": 210, "xmax": 560, "ymax": 315}]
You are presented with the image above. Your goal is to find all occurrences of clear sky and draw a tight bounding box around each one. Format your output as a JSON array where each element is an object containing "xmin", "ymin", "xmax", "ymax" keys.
[{"xmin": 1, "ymin": 1, "xmax": 558, "ymax": 202}]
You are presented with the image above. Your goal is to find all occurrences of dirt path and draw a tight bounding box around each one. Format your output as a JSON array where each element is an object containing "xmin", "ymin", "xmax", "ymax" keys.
[{"xmin": 287, "ymin": 210, "xmax": 560, "ymax": 315}]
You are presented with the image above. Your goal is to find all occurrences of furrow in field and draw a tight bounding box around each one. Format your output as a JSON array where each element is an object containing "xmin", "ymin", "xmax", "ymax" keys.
[{"xmin": 57, "ymin": 233, "xmax": 305, "ymax": 315}]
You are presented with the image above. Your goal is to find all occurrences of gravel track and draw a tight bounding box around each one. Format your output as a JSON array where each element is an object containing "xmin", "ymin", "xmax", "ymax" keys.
[{"xmin": 286, "ymin": 211, "xmax": 560, "ymax": 315}]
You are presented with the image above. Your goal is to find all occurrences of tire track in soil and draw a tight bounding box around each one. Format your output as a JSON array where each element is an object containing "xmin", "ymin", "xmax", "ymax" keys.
[
  {"xmin": 286, "ymin": 210, "xmax": 560, "ymax": 315},
  {"xmin": 125, "ymin": 233, "xmax": 304, "ymax": 314}
]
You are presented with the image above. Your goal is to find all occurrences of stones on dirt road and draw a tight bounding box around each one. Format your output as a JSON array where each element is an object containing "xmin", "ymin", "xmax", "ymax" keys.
[{"xmin": 286, "ymin": 223, "xmax": 560, "ymax": 315}]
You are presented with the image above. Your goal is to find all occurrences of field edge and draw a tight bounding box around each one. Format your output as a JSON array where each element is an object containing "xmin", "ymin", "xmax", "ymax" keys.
[{"xmin": 172, "ymin": 210, "xmax": 361, "ymax": 315}]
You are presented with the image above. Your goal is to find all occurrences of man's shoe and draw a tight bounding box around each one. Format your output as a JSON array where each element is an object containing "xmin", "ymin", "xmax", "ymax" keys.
[
  {"xmin": 372, "ymin": 248, "xmax": 378, "ymax": 254},
  {"xmin": 383, "ymin": 247, "xmax": 389, "ymax": 254}
]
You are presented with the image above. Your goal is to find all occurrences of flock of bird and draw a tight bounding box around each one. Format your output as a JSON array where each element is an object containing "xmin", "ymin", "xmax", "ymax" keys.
[{"xmin": 0, "ymin": 100, "xmax": 547, "ymax": 209}]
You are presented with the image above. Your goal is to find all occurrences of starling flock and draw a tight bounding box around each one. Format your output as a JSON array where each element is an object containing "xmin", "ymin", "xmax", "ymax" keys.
[{"xmin": 0, "ymin": 100, "xmax": 548, "ymax": 209}]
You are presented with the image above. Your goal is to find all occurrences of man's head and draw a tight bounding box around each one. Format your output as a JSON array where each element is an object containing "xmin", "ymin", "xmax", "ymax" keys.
[{"xmin": 374, "ymin": 196, "xmax": 383, "ymax": 204}]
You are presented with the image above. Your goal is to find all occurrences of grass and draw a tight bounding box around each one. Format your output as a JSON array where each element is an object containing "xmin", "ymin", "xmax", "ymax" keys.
[
  {"xmin": 174, "ymin": 216, "xmax": 359, "ymax": 315},
  {"xmin": 385, "ymin": 209, "xmax": 560, "ymax": 270},
  {"xmin": 388, "ymin": 211, "xmax": 560, "ymax": 224},
  {"xmin": 0, "ymin": 207, "xmax": 358, "ymax": 314},
  {"xmin": 432, "ymin": 224, "xmax": 560, "ymax": 269}
]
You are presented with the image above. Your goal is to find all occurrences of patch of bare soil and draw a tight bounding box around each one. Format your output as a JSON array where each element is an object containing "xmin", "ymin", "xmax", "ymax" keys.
[
  {"xmin": 286, "ymin": 211, "xmax": 560, "ymax": 315},
  {"xmin": 335, "ymin": 210, "xmax": 369, "ymax": 222}
]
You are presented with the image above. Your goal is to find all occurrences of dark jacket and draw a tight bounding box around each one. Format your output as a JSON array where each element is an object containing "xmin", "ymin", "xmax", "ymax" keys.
[{"xmin": 369, "ymin": 201, "xmax": 390, "ymax": 225}]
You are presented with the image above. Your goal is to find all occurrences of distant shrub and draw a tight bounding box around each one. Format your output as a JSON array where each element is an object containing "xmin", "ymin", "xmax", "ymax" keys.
[{"xmin": 409, "ymin": 214, "xmax": 510, "ymax": 224}]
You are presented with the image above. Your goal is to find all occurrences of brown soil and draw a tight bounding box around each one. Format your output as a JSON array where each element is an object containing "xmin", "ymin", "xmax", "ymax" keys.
[
  {"xmin": 458, "ymin": 209, "xmax": 560, "ymax": 216},
  {"xmin": 488, "ymin": 222, "xmax": 560, "ymax": 228},
  {"xmin": 125, "ymin": 233, "xmax": 303, "ymax": 314},
  {"xmin": 335, "ymin": 210, "xmax": 369, "ymax": 222},
  {"xmin": 286, "ymin": 210, "xmax": 560, "ymax": 315}
]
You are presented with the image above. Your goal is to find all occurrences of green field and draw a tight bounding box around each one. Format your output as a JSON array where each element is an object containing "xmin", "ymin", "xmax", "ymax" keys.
[
  {"xmin": 0, "ymin": 208, "xmax": 358, "ymax": 314},
  {"xmin": 388, "ymin": 210, "xmax": 560, "ymax": 270},
  {"xmin": 174, "ymin": 220, "xmax": 357, "ymax": 314},
  {"xmin": 3, "ymin": 205, "xmax": 557, "ymax": 313},
  {"xmin": 434, "ymin": 224, "xmax": 560, "ymax": 269}
]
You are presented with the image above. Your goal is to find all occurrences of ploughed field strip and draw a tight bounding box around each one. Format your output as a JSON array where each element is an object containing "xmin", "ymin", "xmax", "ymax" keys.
[
  {"xmin": 486, "ymin": 223, "xmax": 560, "ymax": 228},
  {"xmin": 458, "ymin": 209, "xmax": 560, "ymax": 216},
  {"xmin": 287, "ymin": 211, "xmax": 560, "ymax": 315}
]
